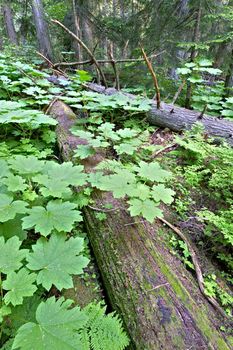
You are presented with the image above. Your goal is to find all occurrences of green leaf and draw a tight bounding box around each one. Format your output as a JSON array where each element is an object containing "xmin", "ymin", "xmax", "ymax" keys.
[
  {"xmin": 74, "ymin": 145, "xmax": 95, "ymax": 159},
  {"xmin": 116, "ymin": 128, "xmax": 138, "ymax": 138},
  {"xmin": 27, "ymin": 233, "xmax": 89, "ymax": 290},
  {"xmin": 97, "ymin": 173, "xmax": 136, "ymax": 198},
  {"xmin": 0, "ymin": 215, "xmax": 27, "ymax": 241},
  {"xmin": 128, "ymin": 198, "xmax": 163, "ymax": 223},
  {"xmin": 13, "ymin": 297, "xmax": 87, "ymax": 350},
  {"xmin": 197, "ymin": 58, "xmax": 213, "ymax": 67},
  {"xmin": 33, "ymin": 175, "xmax": 72, "ymax": 198},
  {"xmin": 0, "ymin": 305, "xmax": 11, "ymax": 323},
  {"xmin": 114, "ymin": 142, "xmax": 137, "ymax": 155},
  {"xmin": 3, "ymin": 268, "xmax": 37, "ymax": 306},
  {"xmin": 177, "ymin": 67, "xmax": 191, "ymax": 75},
  {"xmin": 151, "ymin": 184, "xmax": 175, "ymax": 204},
  {"xmin": 0, "ymin": 159, "xmax": 10, "ymax": 178},
  {"xmin": 8, "ymin": 156, "xmax": 44, "ymax": 175},
  {"xmin": 221, "ymin": 109, "xmax": 233, "ymax": 117},
  {"xmin": 135, "ymin": 161, "xmax": 172, "ymax": 182},
  {"xmin": 2, "ymin": 174, "xmax": 28, "ymax": 192},
  {"xmin": 22, "ymin": 200, "xmax": 82, "ymax": 236},
  {"xmin": 43, "ymin": 161, "xmax": 88, "ymax": 186},
  {"xmin": 0, "ymin": 236, "xmax": 28, "ymax": 274},
  {"xmin": 0, "ymin": 194, "xmax": 28, "ymax": 222}
]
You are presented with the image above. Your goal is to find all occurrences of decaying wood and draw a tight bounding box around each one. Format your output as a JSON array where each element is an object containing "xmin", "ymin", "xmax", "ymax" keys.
[
  {"xmin": 86, "ymin": 83, "xmax": 233, "ymax": 146},
  {"xmin": 49, "ymin": 100, "xmax": 232, "ymax": 350}
]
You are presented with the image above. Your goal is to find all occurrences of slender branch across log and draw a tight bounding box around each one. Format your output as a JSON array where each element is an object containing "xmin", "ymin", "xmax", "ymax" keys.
[
  {"xmin": 53, "ymin": 51, "xmax": 166, "ymax": 68},
  {"xmin": 51, "ymin": 19, "xmax": 108, "ymax": 88},
  {"xmin": 159, "ymin": 217, "xmax": 229, "ymax": 319}
]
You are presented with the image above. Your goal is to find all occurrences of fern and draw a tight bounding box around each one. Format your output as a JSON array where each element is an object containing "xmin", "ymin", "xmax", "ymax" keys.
[{"xmin": 80, "ymin": 303, "xmax": 130, "ymax": 350}]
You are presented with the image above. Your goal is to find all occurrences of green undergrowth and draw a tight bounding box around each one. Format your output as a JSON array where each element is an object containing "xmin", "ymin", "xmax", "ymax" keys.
[
  {"xmin": 1, "ymin": 53, "xmax": 232, "ymax": 348},
  {"xmin": 165, "ymin": 124, "xmax": 233, "ymax": 317}
]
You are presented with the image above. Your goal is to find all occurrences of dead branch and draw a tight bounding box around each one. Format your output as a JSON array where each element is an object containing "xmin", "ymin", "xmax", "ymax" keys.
[
  {"xmin": 159, "ymin": 217, "xmax": 229, "ymax": 319},
  {"xmin": 36, "ymin": 51, "xmax": 67, "ymax": 77},
  {"xmin": 170, "ymin": 79, "xmax": 186, "ymax": 113},
  {"xmin": 53, "ymin": 51, "xmax": 166, "ymax": 68},
  {"xmin": 141, "ymin": 47, "xmax": 161, "ymax": 109},
  {"xmin": 51, "ymin": 19, "xmax": 108, "ymax": 88}
]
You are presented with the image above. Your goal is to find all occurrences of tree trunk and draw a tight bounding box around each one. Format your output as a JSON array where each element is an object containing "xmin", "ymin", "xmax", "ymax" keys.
[
  {"xmin": 185, "ymin": 1, "xmax": 202, "ymax": 109},
  {"xmin": 49, "ymin": 100, "xmax": 232, "ymax": 350},
  {"xmin": 2, "ymin": 2, "xmax": 18, "ymax": 45},
  {"xmin": 87, "ymin": 83, "xmax": 233, "ymax": 146},
  {"xmin": 72, "ymin": 0, "xmax": 83, "ymax": 62},
  {"xmin": 32, "ymin": 0, "xmax": 53, "ymax": 60},
  {"xmin": 224, "ymin": 47, "xmax": 233, "ymax": 97}
]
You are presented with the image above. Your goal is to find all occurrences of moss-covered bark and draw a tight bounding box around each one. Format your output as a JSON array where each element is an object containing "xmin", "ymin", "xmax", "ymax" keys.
[{"xmin": 50, "ymin": 100, "xmax": 232, "ymax": 350}]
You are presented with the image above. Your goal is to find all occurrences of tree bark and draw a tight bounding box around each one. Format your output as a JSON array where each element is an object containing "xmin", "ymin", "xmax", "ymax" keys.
[
  {"xmin": 49, "ymin": 100, "xmax": 232, "ymax": 350},
  {"xmin": 2, "ymin": 2, "xmax": 18, "ymax": 45},
  {"xmin": 86, "ymin": 83, "xmax": 233, "ymax": 146},
  {"xmin": 32, "ymin": 0, "xmax": 53, "ymax": 60},
  {"xmin": 185, "ymin": 0, "xmax": 202, "ymax": 109},
  {"xmin": 224, "ymin": 47, "xmax": 233, "ymax": 97}
]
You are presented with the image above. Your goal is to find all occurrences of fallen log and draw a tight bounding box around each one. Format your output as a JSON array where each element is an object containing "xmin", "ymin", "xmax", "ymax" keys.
[
  {"xmin": 86, "ymin": 83, "xmax": 233, "ymax": 146},
  {"xmin": 49, "ymin": 100, "xmax": 232, "ymax": 350}
]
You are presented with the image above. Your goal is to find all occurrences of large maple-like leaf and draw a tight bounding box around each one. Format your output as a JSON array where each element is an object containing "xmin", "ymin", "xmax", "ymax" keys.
[
  {"xmin": 134, "ymin": 161, "xmax": 172, "ymax": 182},
  {"xmin": 12, "ymin": 297, "xmax": 87, "ymax": 350},
  {"xmin": 26, "ymin": 233, "xmax": 89, "ymax": 290},
  {"xmin": 0, "ymin": 194, "xmax": 28, "ymax": 222},
  {"xmin": 151, "ymin": 184, "xmax": 175, "ymax": 204},
  {"xmin": 3, "ymin": 268, "xmax": 37, "ymax": 306},
  {"xmin": 8, "ymin": 155, "xmax": 45, "ymax": 175},
  {"xmin": 22, "ymin": 200, "xmax": 82, "ymax": 236},
  {"xmin": 128, "ymin": 198, "xmax": 163, "ymax": 223},
  {"xmin": 0, "ymin": 236, "xmax": 28, "ymax": 274}
]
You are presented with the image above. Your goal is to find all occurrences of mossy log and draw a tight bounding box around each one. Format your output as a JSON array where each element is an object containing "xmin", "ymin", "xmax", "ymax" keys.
[
  {"xmin": 50, "ymin": 100, "xmax": 232, "ymax": 350},
  {"xmin": 87, "ymin": 83, "xmax": 233, "ymax": 146}
]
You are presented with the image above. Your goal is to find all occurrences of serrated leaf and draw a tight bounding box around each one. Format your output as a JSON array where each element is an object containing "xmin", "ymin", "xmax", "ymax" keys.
[
  {"xmin": 135, "ymin": 161, "xmax": 172, "ymax": 182},
  {"xmin": 97, "ymin": 173, "xmax": 136, "ymax": 198},
  {"xmin": 151, "ymin": 184, "xmax": 175, "ymax": 204},
  {"xmin": 114, "ymin": 143, "xmax": 137, "ymax": 155},
  {"xmin": 0, "ymin": 194, "xmax": 28, "ymax": 222},
  {"xmin": 0, "ymin": 236, "xmax": 28, "ymax": 274},
  {"xmin": 2, "ymin": 174, "xmax": 28, "ymax": 192},
  {"xmin": 43, "ymin": 162, "xmax": 88, "ymax": 186},
  {"xmin": 0, "ymin": 159, "xmax": 10, "ymax": 178},
  {"xmin": 116, "ymin": 128, "xmax": 138, "ymax": 138},
  {"xmin": 22, "ymin": 200, "xmax": 82, "ymax": 236},
  {"xmin": 27, "ymin": 234, "xmax": 89, "ymax": 290},
  {"xmin": 33, "ymin": 175, "xmax": 72, "ymax": 198},
  {"xmin": 8, "ymin": 156, "xmax": 44, "ymax": 175},
  {"xmin": 74, "ymin": 145, "xmax": 95, "ymax": 159},
  {"xmin": 13, "ymin": 297, "xmax": 87, "ymax": 350},
  {"xmin": 3, "ymin": 268, "xmax": 37, "ymax": 306},
  {"xmin": 128, "ymin": 198, "xmax": 163, "ymax": 223}
]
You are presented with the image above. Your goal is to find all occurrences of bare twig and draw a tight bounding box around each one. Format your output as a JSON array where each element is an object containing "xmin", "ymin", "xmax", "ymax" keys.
[
  {"xmin": 51, "ymin": 19, "xmax": 108, "ymax": 88},
  {"xmin": 141, "ymin": 47, "xmax": 161, "ymax": 109},
  {"xmin": 170, "ymin": 79, "xmax": 186, "ymax": 113},
  {"xmin": 198, "ymin": 103, "xmax": 208, "ymax": 120},
  {"xmin": 146, "ymin": 283, "xmax": 169, "ymax": 293},
  {"xmin": 36, "ymin": 51, "xmax": 67, "ymax": 77},
  {"xmin": 87, "ymin": 205, "xmax": 121, "ymax": 213},
  {"xmin": 108, "ymin": 43, "xmax": 120, "ymax": 90},
  {"xmin": 152, "ymin": 143, "xmax": 177, "ymax": 158},
  {"xmin": 159, "ymin": 217, "xmax": 229, "ymax": 319},
  {"xmin": 53, "ymin": 51, "xmax": 166, "ymax": 68}
]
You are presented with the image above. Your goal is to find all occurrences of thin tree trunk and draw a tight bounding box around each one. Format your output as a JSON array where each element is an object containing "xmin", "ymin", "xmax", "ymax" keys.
[
  {"xmin": 185, "ymin": 1, "xmax": 202, "ymax": 109},
  {"xmin": 2, "ymin": 2, "xmax": 18, "ymax": 45},
  {"xmin": 32, "ymin": 0, "xmax": 53, "ymax": 60},
  {"xmin": 72, "ymin": 0, "xmax": 83, "ymax": 62},
  {"xmin": 224, "ymin": 47, "xmax": 233, "ymax": 97}
]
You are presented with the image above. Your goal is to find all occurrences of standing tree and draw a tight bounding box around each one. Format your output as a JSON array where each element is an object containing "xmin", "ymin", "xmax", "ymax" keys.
[
  {"xmin": 2, "ymin": 1, "xmax": 18, "ymax": 45},
  {"xmin": 32, "ymin": 0, "xmax": 53, "ymax": 60}
]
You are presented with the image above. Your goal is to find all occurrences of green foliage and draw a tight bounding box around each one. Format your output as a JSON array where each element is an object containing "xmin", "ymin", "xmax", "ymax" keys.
[
  {"xmin": 177, "ymin": 59, "xmax": 233, "ymax": 117},
  {"xmin": 27, "ymin": 234, "xmax": 89, "ymax": 291},
  {"xmin": 13, "ymin": 298, "xmax": 129, "ymax": 350},
  {"xmin": 174, "ymin": 125, "xmax": 233, "ymax": 272},
  {"xmin": 204, "ymin": 274, "xmax": 233, "ymax": 316}
]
